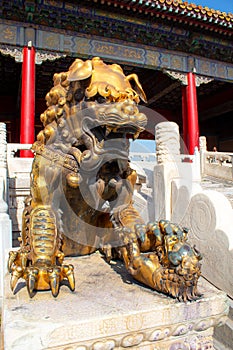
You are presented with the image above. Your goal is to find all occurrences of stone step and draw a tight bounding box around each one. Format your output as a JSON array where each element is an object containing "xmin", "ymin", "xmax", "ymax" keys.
[
  {"xmin": 2, "ymin": 254, "xmax": 229, "ymax": 350},
  {"xmin": 214, "ymin": 298, "xmax": 233, "ymax": 350}
]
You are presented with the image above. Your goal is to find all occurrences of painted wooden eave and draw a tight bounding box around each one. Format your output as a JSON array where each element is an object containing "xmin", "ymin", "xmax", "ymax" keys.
[{"xmin": 90, "ymin": 0, "xmax": 233, "ymax": 33}]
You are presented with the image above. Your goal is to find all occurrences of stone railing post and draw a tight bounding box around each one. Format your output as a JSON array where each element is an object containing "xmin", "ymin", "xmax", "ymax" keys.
[
  {"xmin": 199, "ymin": 136, "xmax": 207, "ymax": 177},
  {"xmin": 154, "ymin": 122, "xmax": 181, "ymax": 220},
  {"xmin": 154, "ymin": 121, "xmax": 202, "ymax": 223},
  {"xmin": 0, "ymin": 123, "xmax": 12, "ymax": 300}
]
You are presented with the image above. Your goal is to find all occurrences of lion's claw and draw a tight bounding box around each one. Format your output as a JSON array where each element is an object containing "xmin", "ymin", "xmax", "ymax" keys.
[
  {"xmin": 62, "ymin": 264, "xmax": 75, "ymax": 291},
  {"xmin": 10, "ymin": 266, "xmax": 23, "ymax": 291},
  {"xmin": 8, "ymin": 251, "xmax": 19, "ymax": 273},
  {"xmin": 48, "ymin": 267, "xmax": 60, "ymax": 297},
  {"xmin": 26, "ymin": 267, "xmax": 39, "ymax": 297}
]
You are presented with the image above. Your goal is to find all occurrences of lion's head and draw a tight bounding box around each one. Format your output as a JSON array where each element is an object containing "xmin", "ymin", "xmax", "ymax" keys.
[{"xmin": 36, "ymin": 57, "xmax": 147, "ymax": 179}]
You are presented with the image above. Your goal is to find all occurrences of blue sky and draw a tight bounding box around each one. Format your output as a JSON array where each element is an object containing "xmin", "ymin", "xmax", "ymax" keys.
[
  {"xmin": 130, "ymin": 139, "xmax": 156, "ymax": 153},
  {"xmin": 193, "ymin": 0, "xmax": 233, "ymax": 13}
]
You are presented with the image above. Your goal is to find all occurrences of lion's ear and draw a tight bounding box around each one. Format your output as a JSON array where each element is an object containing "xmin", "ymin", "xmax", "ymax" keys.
[
  {"xmin": 126, "ymin": 74, "xmax": 147, "ymax": 103},
  {"xmin": 68, "ymin": 59, "xmax": 93, "ymax": 81}
]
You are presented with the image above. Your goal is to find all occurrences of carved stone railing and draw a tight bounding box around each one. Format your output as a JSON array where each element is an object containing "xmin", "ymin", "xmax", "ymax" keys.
[
  {"xmin": 6, "ymin": 143, "xmax": 33, "ymax": 247},
  {"xmin": 199, "ymin": 136, "xmax": 233, "ymax": 181},
  {"xmin": 7, "ymin": 143, "xmax": 32, "ymax": 158},
  {"xmin": 129, "ymin": 152, "xmax": 157, "ymax": 162}
]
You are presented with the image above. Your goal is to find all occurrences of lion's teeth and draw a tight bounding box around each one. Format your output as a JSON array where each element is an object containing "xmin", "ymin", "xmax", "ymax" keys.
[
  {"xmin": 106, "ymin": 127, "xmax": 112, "ymax": 136},
  {"xmin": 133, "ymin": 131, "xmax": 140, "ymax": 140},
  {"xmin": 99, "ymin": 140, "xmax": 104, "ymax": 148}
]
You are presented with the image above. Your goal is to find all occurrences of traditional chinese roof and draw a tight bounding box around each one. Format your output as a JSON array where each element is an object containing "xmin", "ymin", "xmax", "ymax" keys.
[
  {"xmin": 0, "ymin": 0, "xmax": 232, "ymax": 63},
  {"xmin": 91, "ymin": 0, "xmax": 233, "ymax": 32}
]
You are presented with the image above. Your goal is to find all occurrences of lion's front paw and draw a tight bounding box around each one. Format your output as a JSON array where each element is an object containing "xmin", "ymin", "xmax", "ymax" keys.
[
  {"xmin": 8, "ymin": 249, "xmax": 75, "ymax": 297},
  {"xmin": 126, "ymin": 220, "xmax": 202, "ymax": 301}
]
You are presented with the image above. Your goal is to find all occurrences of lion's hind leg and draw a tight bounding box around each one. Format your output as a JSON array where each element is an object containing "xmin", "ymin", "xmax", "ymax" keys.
[
  {"xmin": 8, "ymin": 155, "xmax": 75, "ymax": 297},
  {"xmin": 8, "ymin": 200, "xmax": 75, "ymax": 297}
]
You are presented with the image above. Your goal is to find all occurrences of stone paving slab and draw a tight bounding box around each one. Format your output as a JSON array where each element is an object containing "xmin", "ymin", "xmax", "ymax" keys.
[{"xmin": 1, "ymin": 252, "xmax": 229, "ymax": 350}]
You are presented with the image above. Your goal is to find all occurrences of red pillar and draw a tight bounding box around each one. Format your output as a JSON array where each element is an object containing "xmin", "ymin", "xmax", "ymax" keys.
[
  {"xmin": 20, "ymin": 43, "xmax": 35, "ymax": 157},
  {"xmin": 186, "ymin": 72, "xmax": 199, "ymax": 155}
]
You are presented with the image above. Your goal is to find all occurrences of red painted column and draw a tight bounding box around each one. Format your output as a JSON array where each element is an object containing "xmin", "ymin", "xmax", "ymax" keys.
[
  {"xmin": 20, "ymin": 43, "xmax": 35, "ymax": 157},
  {"xmin": 186, "ymin": 72, "xmax": 199, "ymax": 155},
  {"xmin": 181, "ymin": 85, "xmax": 188, "ymax": 153}
]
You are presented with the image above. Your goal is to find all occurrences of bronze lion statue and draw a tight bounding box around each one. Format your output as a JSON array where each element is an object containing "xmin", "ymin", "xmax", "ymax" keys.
[{"xmin": 8, "ymin": 57, "xmax": 202, "ymax": 301}]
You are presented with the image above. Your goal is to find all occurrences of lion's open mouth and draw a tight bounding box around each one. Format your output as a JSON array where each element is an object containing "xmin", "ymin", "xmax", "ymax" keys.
[
  {"xmin": 97, "ymin": 99, "xmax": 147, "ymax": 136},
  {"xmin": 66, "ymin": 99, "xmax": 147, "ymax": 175},
  {"xmin": 82, "ymin": 100, "xmax": 147, "ymax": 151}
]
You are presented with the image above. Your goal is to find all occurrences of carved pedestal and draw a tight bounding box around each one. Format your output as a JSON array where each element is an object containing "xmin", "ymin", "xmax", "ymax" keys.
[{"xmin": 2, "ymin": 253, "xmax": 228, "ymax": 350}]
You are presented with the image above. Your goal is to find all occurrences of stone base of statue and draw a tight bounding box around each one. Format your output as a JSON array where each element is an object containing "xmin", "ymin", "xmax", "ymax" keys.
[{"xmin": 1, "ymin": 253, "xmax": 229, "ymax": 350}]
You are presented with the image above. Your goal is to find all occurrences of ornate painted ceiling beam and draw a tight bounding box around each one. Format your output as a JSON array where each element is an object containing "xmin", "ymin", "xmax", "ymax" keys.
[{"xmin": 0, "ymin": 21, "xmax": 232, "ymax": 82}]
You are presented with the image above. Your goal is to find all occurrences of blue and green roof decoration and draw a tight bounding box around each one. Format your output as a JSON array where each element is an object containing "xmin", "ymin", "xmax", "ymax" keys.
[{"xmin": 93, "ymin": 0, "xmax": 233, "ymax": 31}]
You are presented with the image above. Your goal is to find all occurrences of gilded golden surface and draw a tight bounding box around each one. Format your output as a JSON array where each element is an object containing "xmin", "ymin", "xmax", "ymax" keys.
[{"xmin": 8, "ymin": 57, "xmax": 201, "ymax": 300}]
